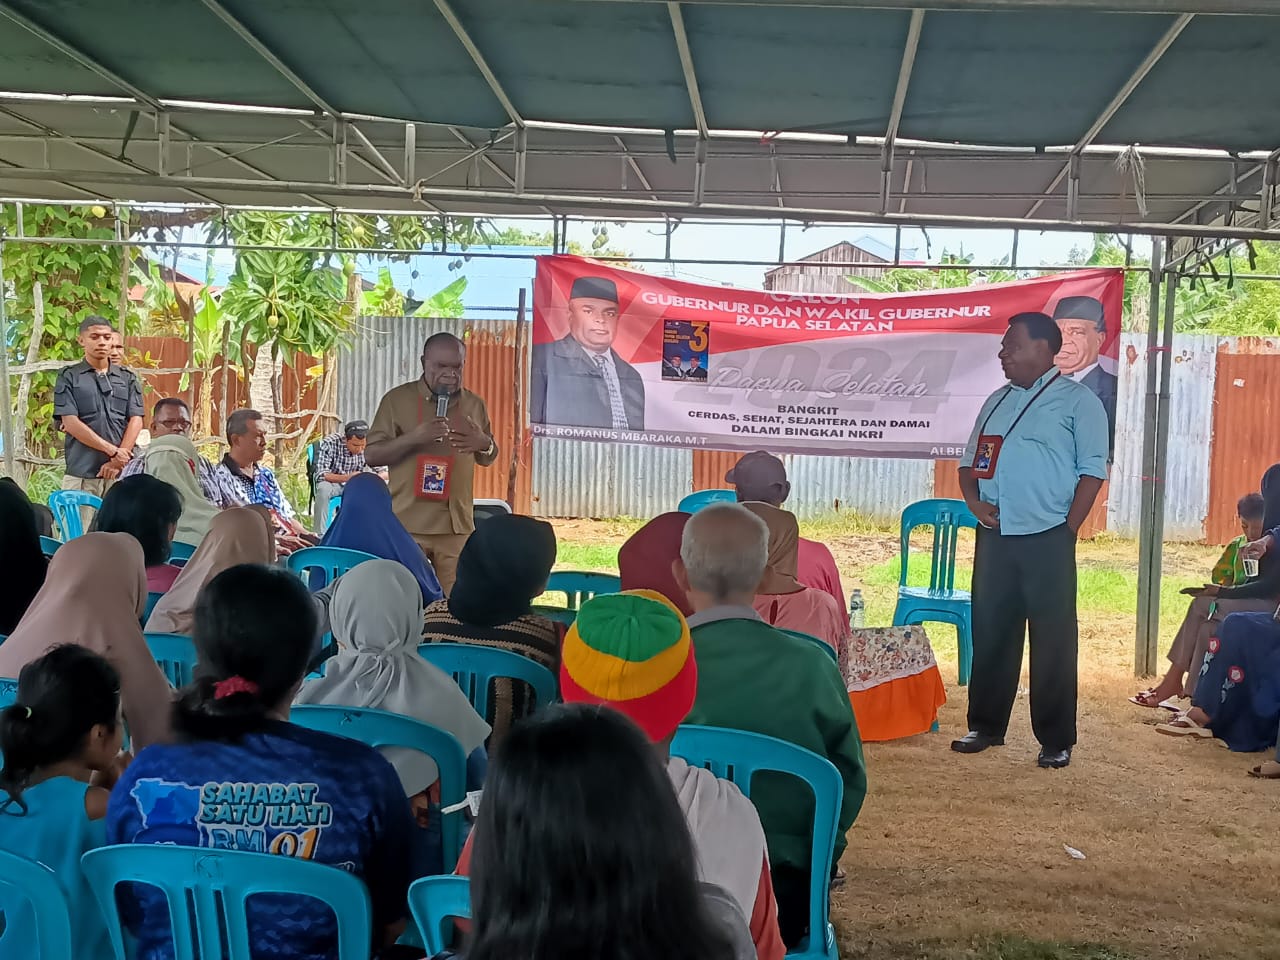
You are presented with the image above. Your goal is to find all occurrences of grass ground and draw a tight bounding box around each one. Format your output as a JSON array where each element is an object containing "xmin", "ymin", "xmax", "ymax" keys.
[{"xmin": 550, "ymin": 517, "xmax": 1280, "ymax": 960}]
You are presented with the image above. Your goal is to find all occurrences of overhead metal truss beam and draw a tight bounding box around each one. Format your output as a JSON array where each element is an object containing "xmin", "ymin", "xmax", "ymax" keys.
[
  {"xmin": 433, "ymin": 0, "xmax": 524, "ymax": 128},
  {"xmin": 0, "ymin": 3, "xmax": 334, "ymax": 207},
  {"xmin": 0, "ymin": 105, "xmax": 218, "ymax": 205},
  {"xmin": 668, "ymin": 3, "xmax": 710, "ymax": 140},
  {"xmin": 4, "ymin": 164, "xmax": 1280, "ymax": 241},
  {"xmin": 880, "ymin": 9, "xmax": 924, "ymax": 214},
  {"xmin": 1026, "ymin": 13, "xmax": 1193, "ymax": 218}
]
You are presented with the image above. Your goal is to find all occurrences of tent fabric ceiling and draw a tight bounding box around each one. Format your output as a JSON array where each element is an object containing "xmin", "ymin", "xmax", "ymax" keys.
[{"xmin": 0, "ymin": 0, "xmax": 1277, "ymax": 236}]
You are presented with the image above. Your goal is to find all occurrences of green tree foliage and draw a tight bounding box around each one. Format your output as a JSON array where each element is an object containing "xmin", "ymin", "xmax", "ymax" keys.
[{"xmin": 843, "ymin": 248, "xmax": 1018, "ymax": 294}]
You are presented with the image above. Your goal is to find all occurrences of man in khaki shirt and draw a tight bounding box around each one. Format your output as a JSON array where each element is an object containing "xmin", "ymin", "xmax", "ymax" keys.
[{"xmin": 365, "ymin": 332, "xmax": 498, "ymax": 592}]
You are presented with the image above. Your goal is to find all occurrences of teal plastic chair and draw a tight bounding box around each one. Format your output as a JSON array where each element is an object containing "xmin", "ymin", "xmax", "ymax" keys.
[
  {"xmin": 544, "ymin": 571, "xmax": 621, "ymax": 610},
  {"xmin": 782, "ymin": 628, "xmax": 838, "ymax": 664},
  {"xmin": 677, "ymin": 488, "xmax": 736, "ymax": 513},
  {"xmin": 0, "ymin": 678, "xmax": 17, "ymax": 706},
  {"xmin": 81, "ymin": 844, "xmax": 372, "ymax": 960},
  {"xmin": 168, "ymin": 541, "xmax": 197, "ymax": 567},
  {"xmin": 144, "ymin": 633, "xmax": 198, "ymax": 687},
  {"xmin": 891, "ymin": 498, "xmax": 977, "ymax": 686},
  {"xmin": 327, "ymin": 494, "xmax": 343, "ymax": 527},
  {"xmin": 671, "ymin": 725, "xmax": 842, "ymax": 960},
  {"xmin": 286, "ymin": 546, "xmax": 379, "ymax": 589},
  {"xmin": 408, "ymin": 875, "xmax": 471, "ymax": 956},
  {"xmin": 143, "ymin": 592, "xmax": 164, "ymax": 623},
  {"xmin": 531, "ymin": 605, "xmax": 577, "ymax": 627},
  {"xmin": 0, "ymin": 849, "xmax": 73, "ymax": 959},
  {"xmin": 47, "ymin": 490, "xmax": 101, "ymax": 540},
  {"xmin": 39, "ymin": 536, "xmax": 61, "ymax": 558},
  {"xmin": 418, "ymin": 644, "xmax": 558, "ymax": 721},
  {"xmin": 291, "ymin": 705, "xmax": 467, "ymax": 869}
]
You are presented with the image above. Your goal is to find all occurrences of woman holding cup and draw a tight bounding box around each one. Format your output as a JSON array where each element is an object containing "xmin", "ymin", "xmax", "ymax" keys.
[{"xmin": 1131, "ymin": 487, "xmax": 1279, "ymax": 708}]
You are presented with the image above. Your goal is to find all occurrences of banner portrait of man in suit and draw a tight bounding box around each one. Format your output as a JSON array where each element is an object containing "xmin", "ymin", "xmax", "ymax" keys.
[
  {"xmin": 1052, "ymin": 295, "xmax": 1117, "ymax": 453},
  {"xmin": 530, "ymin": 276, "xmax": 646, "ymax": 431}
]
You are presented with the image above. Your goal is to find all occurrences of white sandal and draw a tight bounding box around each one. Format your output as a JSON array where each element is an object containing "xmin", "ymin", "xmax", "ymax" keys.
[{"xmin": 1155, "ymin": 713, "xmax": 1215, "ymax": 739}]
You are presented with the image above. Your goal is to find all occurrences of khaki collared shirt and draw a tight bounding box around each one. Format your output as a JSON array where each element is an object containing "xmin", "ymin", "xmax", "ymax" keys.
[{"xmin": 368, "ymin": 381, "xmax": 498, "ymax": 537}]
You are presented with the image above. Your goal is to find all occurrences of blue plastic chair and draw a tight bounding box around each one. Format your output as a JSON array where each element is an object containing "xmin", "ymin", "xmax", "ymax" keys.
[
  {"xmin": 0, "ymin": 849, "xmax": 73, "ymax": 959},
  {"xmin": 38, "ymin": 536, "xmax": 61, "ymax": 558},
  {"xmin": 408, "ymin": 875, "xmax": 471, "ymax": 956},
  {"xmin": 891, "ymin": 498, "xmax": 978, "ymax": 686},
  {"xmin": 286, "ymin": 546, "xmax": 379, "ymax": 589},
  {"xmin": 418, "ymin": 644, "xmax": 558, "ymax": 721},
  {"xmin": 677, "ymin": 488, "xmax": 737, "ymax": 513},
  {"xmin": 291, "ymin": 705, "xmax": 467, "ymax": 869},
  {"xmin": 168, "ymin": 540, "xmax": 197, "ymax": 567},
  {"xmin": 530, "ymin": 605, "xmax": 577, "ymax": 627},
  {"xmin": 47, "ymin": 490, "xmax": 102, "ymax": 540},
  {"xmin": 671, "ymin": 725, "xmax": 842, "ymax": 960},
  {"xmin": 81, "ymin": 844, "xmax": 372, "ymax": 960},
  {"xmin": 144, "ymin": 633, "xmax": 198, "ymax": 687},
  {"xmin": 327, "ymin": 494, "xmax": 342, "ymax": 527},
  {"xmin": 544, "ymin": 571, "xmax": 621, "ymax": 610},
  {"xmin": 781, "ymin": 628, "xmax": 839, "ymax": 664},
  {"xmin": 143, "ymin": 592, "xmax": 164, "ymax": 623},
  {"xmin": 0, "ymin": 678, "xmax": 17, "ymax": 706}
]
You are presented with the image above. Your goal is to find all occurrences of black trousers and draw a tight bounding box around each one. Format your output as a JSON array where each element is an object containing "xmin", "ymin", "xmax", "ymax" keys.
[{"xmin": 967, "ymin": 523, "xmax": 1078, "ymax": 751}]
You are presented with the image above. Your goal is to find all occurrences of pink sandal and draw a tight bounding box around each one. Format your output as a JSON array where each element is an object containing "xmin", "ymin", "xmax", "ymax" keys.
[{"xmin": 1129, "ymin": 690, "xmax": 1180, "ymax": 711}]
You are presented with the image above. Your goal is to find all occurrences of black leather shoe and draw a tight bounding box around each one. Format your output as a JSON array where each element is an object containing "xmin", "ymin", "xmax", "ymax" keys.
[
  {"xmin": 1037, "ymin": 747, "xmax": 1072, "ymax": 769},
  {"xmin": 950, "ymin": 731, "xmax": 1005, "ymax": 754}
]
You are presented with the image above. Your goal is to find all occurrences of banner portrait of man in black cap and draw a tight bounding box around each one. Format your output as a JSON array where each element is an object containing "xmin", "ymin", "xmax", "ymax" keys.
[
  {"xmin": 1052, "ymin": 295, "xmax": 1117, "ymax": 452},
  {"xmin": 531, "ymin": 275, "xmax": 646, "ymax": 430}
]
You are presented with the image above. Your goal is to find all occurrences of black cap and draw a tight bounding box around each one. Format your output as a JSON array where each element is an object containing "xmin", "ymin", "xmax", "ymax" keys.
[
  {"xmin": 343, "ymin": 419, "xmax": 369, "ymax": 439},
  {"xmin": 569, "ymin": 276, "xmax": 618, "ymax": 302},
  {"xmin": 1052, "ymin": 296, "xmax": 1105, "ymax": 331}
]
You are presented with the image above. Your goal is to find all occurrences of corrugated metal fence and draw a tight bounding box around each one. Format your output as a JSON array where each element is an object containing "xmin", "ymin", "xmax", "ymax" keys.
[{"xmin": 337, "ymin": 319, "xmax": 1272, "ymax": 538}]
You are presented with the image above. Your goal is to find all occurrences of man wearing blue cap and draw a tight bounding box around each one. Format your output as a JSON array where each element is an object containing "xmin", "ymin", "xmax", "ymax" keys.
[
  {"xmin": 531, "ymin": 275, "xmax": 646, "ymax": 431},
  {"xmin": 1052, "ymin": 295, "xmax": 1116, "ymax": 452}
]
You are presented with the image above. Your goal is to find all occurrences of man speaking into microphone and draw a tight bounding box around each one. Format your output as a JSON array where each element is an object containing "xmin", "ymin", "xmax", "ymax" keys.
[{"xmin": 365, "ymin": 331, "xmax": 498, "ymax": 593}]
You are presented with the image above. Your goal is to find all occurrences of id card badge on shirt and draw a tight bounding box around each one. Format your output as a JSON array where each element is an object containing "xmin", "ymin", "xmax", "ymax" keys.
[
  {"xmin": 971, "ymin": 434, "xmax": 1004, "ymax": 480},
  {"xmin": 414, "ymin": 454, "xmax": 453, "ymax": 501}
]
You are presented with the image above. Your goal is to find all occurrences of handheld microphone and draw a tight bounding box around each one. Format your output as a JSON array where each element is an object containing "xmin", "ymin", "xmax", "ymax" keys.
[{"xmin": 435, "ymin": 392, "xmax": 449, "ymax": 418}]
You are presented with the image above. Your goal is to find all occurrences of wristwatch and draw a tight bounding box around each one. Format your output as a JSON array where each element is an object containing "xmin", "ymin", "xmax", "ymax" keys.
[{"xmin": 481, "ymin": 438, "xmax": 496, "ymax": 458}]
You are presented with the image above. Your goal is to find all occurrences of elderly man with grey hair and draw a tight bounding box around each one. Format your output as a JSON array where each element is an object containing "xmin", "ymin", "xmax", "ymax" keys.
[{"xmin": 675, "ymin": 502, "xmax": 867, "ymax": 951}]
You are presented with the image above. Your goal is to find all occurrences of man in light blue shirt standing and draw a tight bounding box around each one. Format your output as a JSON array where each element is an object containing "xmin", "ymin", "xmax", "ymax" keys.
[{"xmin": 952, "ymin": 312, "xmax": 1109, "ymax": 769}]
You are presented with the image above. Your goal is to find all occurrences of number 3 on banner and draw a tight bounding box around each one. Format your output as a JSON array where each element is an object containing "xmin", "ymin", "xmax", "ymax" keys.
[{"xmin": 688, "ymin": 322, "xmax": 709, "ymax": 353}]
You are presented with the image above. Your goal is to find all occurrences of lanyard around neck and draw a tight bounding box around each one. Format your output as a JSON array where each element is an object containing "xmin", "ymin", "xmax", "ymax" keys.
[{"xmin": 977, "ymin": 370, "xmax": 1061, "ymax": 441}]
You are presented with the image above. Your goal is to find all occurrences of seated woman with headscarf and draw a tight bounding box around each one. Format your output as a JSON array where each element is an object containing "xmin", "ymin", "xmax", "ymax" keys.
[
  {"xmin": 1132, "ymin": 487, "xmax": 1277, "ymax": 708},
  {"xmin": 317, "ymin": 472, "xmax": 442, "ymax": 603},
  {"xmin": 422, "ymin": 514, "xmax": 561, "ymax": 746},
  {"xmin": 1156, "ymin": 609, "xmax": 1280, "ymax": 761},
  {"xmin": 296, "ymin": 560, "xmax": 490, "ymax": 875},
  {"xmin": 618, "ymin": 512, "xmax": 694, "ymax": 617},
  {"xmin": 0, "ymin": 477, "xmax": 48, "ymax": 635},
  {"xmin": 143, "ymin": 434, "xmax": 220, "ymax": 547},
  {"xmin": 0, "ymin": 532, "xmax": 171, "ymax": 748},
  {"xmin": 741, "ymin": 502, "xmax": 849, "ymax": 668}
]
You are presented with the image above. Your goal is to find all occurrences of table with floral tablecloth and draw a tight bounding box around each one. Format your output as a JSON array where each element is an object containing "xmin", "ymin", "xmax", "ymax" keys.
[{"xmin": 843, "ymin": 625, "xmax": 946, "ymax": 741}]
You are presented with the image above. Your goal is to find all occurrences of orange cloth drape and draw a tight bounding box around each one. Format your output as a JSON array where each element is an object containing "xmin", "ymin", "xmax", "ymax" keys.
[{"xmin": 849, "ymin": 665, "xmax": 946, "ymax": 742}]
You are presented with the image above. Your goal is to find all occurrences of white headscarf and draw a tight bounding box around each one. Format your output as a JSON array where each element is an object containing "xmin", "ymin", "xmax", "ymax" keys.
[{"xmin": 294, "ymin": 559, "xmax": 490, "ymax": 795}]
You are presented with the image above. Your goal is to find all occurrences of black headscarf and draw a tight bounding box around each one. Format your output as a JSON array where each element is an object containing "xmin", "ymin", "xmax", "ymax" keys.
[
  {"xmin": 448, "ymin": 515, "xmax": 557, "ymax": 628},
  {"xmin": 0, "ymin": 478, "xmax": 48, "ymax": 634},
  {"xmin": 1262, "ymin": 463, "xmax": 1280, "ymax": 533}
]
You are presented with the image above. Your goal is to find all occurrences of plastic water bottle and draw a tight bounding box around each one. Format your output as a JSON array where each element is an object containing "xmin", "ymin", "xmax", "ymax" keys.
[{"xmin": 848, "ymin": 589, "xmax": 865, "ymax": 630}]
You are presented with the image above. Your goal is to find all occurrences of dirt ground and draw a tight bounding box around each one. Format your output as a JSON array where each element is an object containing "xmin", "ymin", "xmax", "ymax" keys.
[{"xmin": 553, "ymin": 520, "xmax": 1280, "ymax": 960}]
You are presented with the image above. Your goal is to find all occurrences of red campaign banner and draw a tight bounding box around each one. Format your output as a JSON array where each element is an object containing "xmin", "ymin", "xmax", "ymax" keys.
[{"xmin": 530, "ymin": 255, "xmax": 1124, "ymax": 458}]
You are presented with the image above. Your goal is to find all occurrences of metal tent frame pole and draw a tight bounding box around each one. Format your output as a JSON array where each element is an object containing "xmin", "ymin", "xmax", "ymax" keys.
[
  {"xmin": 1134, "ymin": 237, "xmax": 1163, "ymax": 675},
  {"xmin": 0, "ymin": 232, "xmax": 14, "ymax": 477}
]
